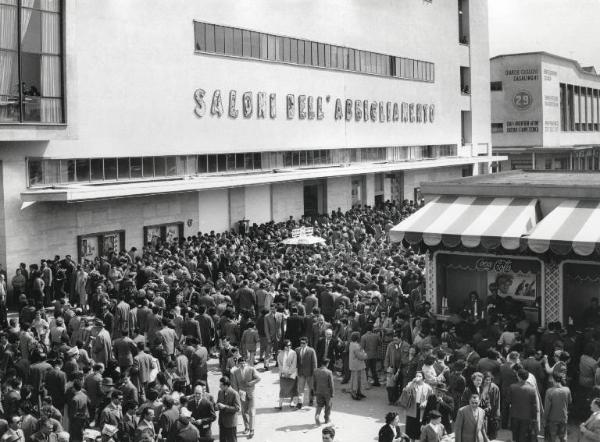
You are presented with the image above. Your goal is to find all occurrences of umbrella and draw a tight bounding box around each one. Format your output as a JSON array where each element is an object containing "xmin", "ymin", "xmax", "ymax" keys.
[{"xmin": 282, "ymin": 235, "xmax": 327, "ymax": 246}]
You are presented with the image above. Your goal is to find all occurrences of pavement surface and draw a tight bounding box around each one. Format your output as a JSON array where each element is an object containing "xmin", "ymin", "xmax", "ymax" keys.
[{"xmin": 203, "ymin": 358, "xmax": 518, "ymax": 442}]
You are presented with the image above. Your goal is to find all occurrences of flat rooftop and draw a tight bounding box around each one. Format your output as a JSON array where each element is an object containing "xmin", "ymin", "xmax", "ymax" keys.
[{"xmin": 422, "ymin": 170, "xmax": 600, "ymax": 200}]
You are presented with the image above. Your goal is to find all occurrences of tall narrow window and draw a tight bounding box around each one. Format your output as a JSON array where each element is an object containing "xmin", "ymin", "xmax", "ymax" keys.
[{"xmin": 0, "ymin": 0, "xmax": 64, "ymax": 124}]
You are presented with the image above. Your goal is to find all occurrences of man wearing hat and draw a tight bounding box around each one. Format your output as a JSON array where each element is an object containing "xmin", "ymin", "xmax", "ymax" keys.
[
  {"xmin": 92, "ymin": 318, "xmax": 112, "ymax": 367},
  {"xmin": 99, "ymin": 390, "xmax": 124, "ymax": 429},
  {"xmin": 167, "ymin": 407, "xmax": 200, "ymax": 442}
]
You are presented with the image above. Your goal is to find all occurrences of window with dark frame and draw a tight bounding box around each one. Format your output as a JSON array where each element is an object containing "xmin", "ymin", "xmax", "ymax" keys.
[
  {"xmin": 192, "ymin": 21, "xmax": 434, "ymax": 82},
  {"xmin": 0, "ymin": 0, "xmax": 64, "ymax": 124}
]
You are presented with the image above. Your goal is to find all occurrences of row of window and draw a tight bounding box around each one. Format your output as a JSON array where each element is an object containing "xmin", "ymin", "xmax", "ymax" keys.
[
  {"xmin": 560, "ymin": 83, "xmax": 600, "ymax": 132},
  {"xmin": 193, "ymin": 21, "xmax": 435, "ymax": 83},
  {"xmin": 0, "ymin": 0, "xmax": 64, "ymax": 124},
  {"xmin": 27, "ymin": 146, "xmax": 458, "ymax": 188}
]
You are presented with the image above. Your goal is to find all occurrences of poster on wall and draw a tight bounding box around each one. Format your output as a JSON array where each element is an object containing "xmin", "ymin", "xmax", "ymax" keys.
[
  {"xmin": 146, "ymin": 226, "xmax": 161, "ymax": 245},
  {"xmin": 81, "ymin": 236, "xmax": 98, "ymax": 261},
  {"xmin": 487, "ymin": 272, "xmax": 536, "ymax": 301},
  {"xmin": 103, "ymin": 233, "xmax": 120, "ymax": 254},
  {"xmin": 165, "ymin": 224, "xmax": 180, "ymax": 242}
]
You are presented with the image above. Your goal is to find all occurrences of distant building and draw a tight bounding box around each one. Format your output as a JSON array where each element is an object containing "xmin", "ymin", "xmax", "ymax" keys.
[
  {"xmin": 491, "ymin": 52, "xmax": 600, "ymax": 171},
  {"xmin": 0, "ymin": 0, "xmax": 498, "ymax": 268}
]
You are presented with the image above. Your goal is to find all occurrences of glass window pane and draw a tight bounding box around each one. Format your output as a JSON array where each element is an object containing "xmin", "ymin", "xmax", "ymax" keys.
[
  {"xmin": 104, "ymin": 158, "xmax": 117, "ymax": 180},
  {"xmin": 283, "ymin": 152, "xmax": 292, "ymax": 168},
  {"xmin": 21, "ymin": 52, "xmax": 41, "ymax": 97},
  {"xmin": 226, "ymin": 153, "xmax": 235, "ymax": 170},
  {"xmin": 117, "ymin": 158, "xmax": 129, "ymax": 179},
  {"xmin": 337, "ymin": 47, "xmax": 344, "ymax": 70},
  {"xmin": 325, "ymin": 44, "xmax": 331, "ymax": 68},
  {"xmin": 283, "ymin": 37, "xmax": 290, "ymax": 62},
  {"xmin": 33, "ymin": 0, "xmax": 60, "ymax": 10},
  {"xmin": 0, "ymin": 5, "xmax": 17, "ymax": 50},
  {"xmin": 233, "ymin": 28, "xmax": 242, "ymax": 56},
  {"xmin": 129, "ymin": 157, "xmax": 142, "ymax": 178},
  {"xmin": 40, "ymin": 55, "xmax": 61, "ymax": 97},
  {"xmin": 224, "ymin": 27, "xmax": 234, "ymax": 54},
  {"xmin": 142, "ymin": 157, "xmax": 154, "ymax": 177},
  {"xmin": 276, "ymin": 37, "xmax": 283, "ymax": 61},
  {"xmin": 215, "ymin": 26, "xmax": 225, "ymax": 54},
  {"xmin": 244, "ymin": 153, "xmax": 253, "ymax": 170},
  {"xmin": 307, "ymin": 150, "xmax": 314, "ymax": 165},
  {"xmin": 233, "ymin": 153, "xmax": 242, "ymax": 170},
  {"xmin": 214, "ymin": 26, "xmax": 225, "ymax": 54},
  {"xmin": 177, "ymin": 156, "xmax": 186, "ymax": 175},
  {"xmin": 343, "ymin": 47, "xmax": 349, "ymax": 70},
  {"xmin": 75, "ymin": 158, "xmax": 90, "ymax": 181},
  {"xmin": 290, "ymin": 38, "xmax": 297, "ymax": 63},
  {"xmin": 21, "ymin": 8, "xmax": 41, "ymax": 53},
  {"xmin": 297, "ymin": 39, "xmax": 304, "ymax": 64},
  {"xmin": 348, "ymin": 48, "xmax": 355, "ymax": 70},
  {"xmin": 267, "ymin": 35, "xmax": 275, "ymax": 60},
  {"xmin": 59, "ymin": 159, "xmax": 75, "ymax": 182},
  {"xmin": 198, "ymin": 155, "xmax": 208, "ymax": 174},
  {"xmin": 40, "ymin": 11, "xmax": 60, "ymax": 54},
  {"xmin": 253, "ymin": 153, "xmax": 261, "ymax": 169},
  {"xmin": 251, "ymin": 31, "xmax": 260, "ymax": 58},
  {"xmin": 304, "ymin": 40, "xmax": 311, "ymax": 65},
  {"xmin": 300, "ymin": 151, "xmax": 307, "ymax": 166},
  {"xmin": 360, "ymin": 51, "xmax": 366, "ymax": 72},
  {"xmin": 23, "ymin": 96, "xmax": 41, "ymax": 122},
  {"xmin": 207, "ymin": 155, "xmax": 217, "ymax": 173},
  {"xmin": 0, "ymin": 51, "xmax": 19, "ymax": 123},
  {"xmin": 205, "ymin": 24, "xmax": 215, "ymax": 52},
  {"xmin": 318, "ymin": 43, "xmax": 325, "ymax": 67},
  {"xmin": 242, "ymin": 30, "xmax": 251, "ymax": 56},
  {"xmin": 154, "ymin": 157, "xmax": 166, "ymax": 176},
  {"xmin": 28, "ymin": 159, "xmax": 42, "ymax": 186},
  {"xmin": 259, "ymin": 33, "xmax": 267, "ymax": 59},
  {"xmin": 43, "ymin": 159, "xmax": 59, "ymax": 184},
  {"xmin": 166, "ymin": 156, "xmax": 177, "ymax": 175},
  {"xmin": 292, "ymin": 151, "xmax": 300, "ymax": 166},
  {"xmin": 311, "ymin": 42, "xmax": 318, "ymax": 65},
  {"xmin": 90, "ymin": 158, "xmax": 103, "ymax": 181},
  {"xmin": 194, "ymin": 22, "xmax": 205, "ymax": 51},
  {"xmin": 217, "ymin": 154, "xmax": 227, "ymax": 172}
]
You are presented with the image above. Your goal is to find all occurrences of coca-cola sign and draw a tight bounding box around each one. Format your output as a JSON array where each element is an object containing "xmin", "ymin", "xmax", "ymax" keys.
[{"xmin": 475, "ymin": 258, "xmax": 513, "ymax": 273}]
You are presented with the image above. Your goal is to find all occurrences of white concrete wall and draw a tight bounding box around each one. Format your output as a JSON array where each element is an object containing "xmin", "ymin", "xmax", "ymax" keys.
[
  {"xmin": 198, "ymin": 189, "xmax": 229, "ymax": 233},
  {"xmin": 245, "ymin": 185, "xmax": 272, "ymax": 225},
  {"xmin": 403, "ymin": 166, "xmax": 464, "ymax": 201},
  {"xmin": 4, "ymin": 0, "xmax": 490, "ymax": 153},
  {"xmin": 2, "ymin": 169, "xmax": 199, "ymax": 268},
  {"xmin": 271, "ymin": 182, "xmax": 303, "ymax": 222},
  {"xmin": 228, "ymin": 188, "xmax": 245, "ymax": 229},
  {"xmin": 326, "ymin": 176, "xmax": 352, "ymax": 213}
]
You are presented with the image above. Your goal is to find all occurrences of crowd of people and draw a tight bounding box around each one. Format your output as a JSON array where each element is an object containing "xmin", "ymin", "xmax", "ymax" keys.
[{"xmin": 0, "ymin": 199, "xmax": 597, "ymax": 442}]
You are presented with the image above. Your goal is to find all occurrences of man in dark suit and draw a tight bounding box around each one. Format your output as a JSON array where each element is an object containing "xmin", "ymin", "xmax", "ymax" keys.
[
  {"xmin": 296, "ymin": 337, "xmax": 317, "ymax": 408},
  {"xmin": 187, "ymin": 382, "xmax": 216, "ymax": 439},
  {"xmin": 313, "ymin": 358, "xmax": 334, "ymax": 425},
  {"xmin": 509, "ymin": 369, "xmax": 539, "ymax": 442},
  {"xmin": 285, "ymin": 307, "xmax": 304, "ymax": 348},
  {"xmin": 316, "ymin": 329, "xmax": 337, "ymax": 370},
  {"xmin": 521, "ymin": 349, "xmax": 546, "ymax": 394},
  {"xmin": 455, "ymin": 393, "xmax": 489, "ymax": 442},
  {"xmin": 499, "ymin": 351, "xmax": 520, "ymax": 429},
  {"xmin": 216, "ymin": 376, "xmax": 241, "ymax": 442}
]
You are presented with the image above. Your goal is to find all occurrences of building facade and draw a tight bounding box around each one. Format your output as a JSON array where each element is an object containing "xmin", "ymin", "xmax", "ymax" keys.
[
  {"xmin": 0, "ymin": 0, "xmax": 495, "ymax": 267},
  {"xmin": 491, "ymin": 52, "xmax": 600, "ymax": 171}
]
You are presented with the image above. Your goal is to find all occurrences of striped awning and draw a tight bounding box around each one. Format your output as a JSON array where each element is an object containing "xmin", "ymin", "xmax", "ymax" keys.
[
  {"xmin": 390, "ymin": 196, "xmax": 539, "ymax": 250},
  {"xmin": 527, "ymin": 200, "xmax": 600, "ymax": 256}
]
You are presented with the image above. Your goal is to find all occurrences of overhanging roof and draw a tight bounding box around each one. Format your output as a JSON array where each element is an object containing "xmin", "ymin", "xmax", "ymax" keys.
[
  {"xmin": 21, "ymin": 156, "xmax": 504, "ymax": 203},
  {"xmin": 390, "ymin": 195, "xmax": 539, "ymax": 250}
]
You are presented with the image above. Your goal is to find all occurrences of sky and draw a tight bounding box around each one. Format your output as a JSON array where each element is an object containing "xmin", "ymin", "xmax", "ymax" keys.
[{"xmin": 489, "ymin": 0, "xmax": 600, "ymax": 69}]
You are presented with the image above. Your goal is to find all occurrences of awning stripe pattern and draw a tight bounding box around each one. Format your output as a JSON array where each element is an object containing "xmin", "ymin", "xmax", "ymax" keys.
[
  {"xmin": 390, "ymin": 196, "xmax": 539, "ymax": 250},
  {"xmin": 527, "ymin": 200, "xmax": 600, "ymax": 256}
]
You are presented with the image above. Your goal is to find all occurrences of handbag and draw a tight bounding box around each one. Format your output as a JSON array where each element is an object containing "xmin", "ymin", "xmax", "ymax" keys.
[{"xmin": 398, "ymin": 386, "xmax": 414, "ymax": 409}]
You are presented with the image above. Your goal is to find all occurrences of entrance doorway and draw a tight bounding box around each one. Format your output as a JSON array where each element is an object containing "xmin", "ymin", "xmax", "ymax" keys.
[{"xmin": 303, "ymin": 180, "xmax": 326, "ymax": 218}]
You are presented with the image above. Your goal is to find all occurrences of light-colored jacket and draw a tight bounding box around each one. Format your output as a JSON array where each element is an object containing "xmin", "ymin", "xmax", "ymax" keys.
[
  {"xmin": 277, "ymin": 349, "xmax": 297, "ymax": 379},
  {"xmin": 349, "ymin": 341, "xmax": 366, "ymax": 371},
  {"xmin": 454, "ymin": 405, "xmax": 489, "ymax": 442},
  {"xmin": 581, "ymin": 411, "xmax": 600, "ymax": 442}
]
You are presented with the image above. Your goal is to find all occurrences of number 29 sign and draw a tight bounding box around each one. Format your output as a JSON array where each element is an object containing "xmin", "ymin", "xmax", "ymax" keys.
[{"xmin": 513, "ymin": 90, "xmax": 533, "ymax": 111}]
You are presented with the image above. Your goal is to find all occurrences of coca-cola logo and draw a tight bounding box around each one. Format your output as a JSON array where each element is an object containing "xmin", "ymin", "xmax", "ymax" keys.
[{"xmin": 475, "ymin": 258, "xmax": 512, "ymax": 273}]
